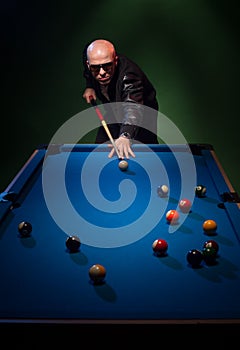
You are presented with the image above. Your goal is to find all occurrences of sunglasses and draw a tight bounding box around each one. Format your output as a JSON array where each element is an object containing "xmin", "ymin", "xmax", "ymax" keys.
[{"xmin": 89, "ymin": 61, "xmax": 114, "ymax": 74}]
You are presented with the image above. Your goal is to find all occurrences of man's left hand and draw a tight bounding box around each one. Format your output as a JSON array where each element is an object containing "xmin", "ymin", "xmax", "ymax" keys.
[{"xmin": 108, "ymin": 136, "xmax": 135, "ymax": 159}]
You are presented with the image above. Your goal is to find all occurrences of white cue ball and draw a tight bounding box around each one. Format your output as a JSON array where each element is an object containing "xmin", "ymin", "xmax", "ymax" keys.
[{"xmin": 118, "ymin": 160, "xmax": 128, "ymax": 171}]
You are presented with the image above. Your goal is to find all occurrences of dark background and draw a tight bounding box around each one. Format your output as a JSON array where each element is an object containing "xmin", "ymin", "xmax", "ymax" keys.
[
  {"xmin": 2, "ymin": 0, "xmax": 240, "ymax": 195},
  {"xmin": 1, "ymin": 0, "xmax": 240, "ymax": 339}
]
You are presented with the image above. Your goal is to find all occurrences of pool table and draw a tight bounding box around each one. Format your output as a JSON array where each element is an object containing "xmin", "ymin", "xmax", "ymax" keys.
[{"xmin": 0, "ymin": 143, "xmax": 240, "ymax": 325}]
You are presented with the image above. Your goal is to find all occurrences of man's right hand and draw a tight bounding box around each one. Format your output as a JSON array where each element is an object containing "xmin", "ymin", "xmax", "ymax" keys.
[{"xmin": 83, "ymin": 88, "xmax": 96, "ymax": 103}]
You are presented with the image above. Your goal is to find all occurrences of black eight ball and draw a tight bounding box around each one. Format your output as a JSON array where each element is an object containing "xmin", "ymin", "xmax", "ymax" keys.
[
  {"xmin": 18, "ymin": 221, "xmax": 32, "ymax": 237},
  {"xmin": 186, "ymin": 249, "xmax": 203, "ymax": 267},
  {"xmin": 195, "ymin": 185, "xmax": 207, "ymax": 197},
  {"xmin": 66, "ymin": 235, "xmax": 81, "ymax": 252}
]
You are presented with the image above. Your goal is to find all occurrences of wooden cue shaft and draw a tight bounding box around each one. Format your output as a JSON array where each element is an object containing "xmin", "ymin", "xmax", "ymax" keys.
[
  {"xmin": 89, "ymin": 96, "xmax": 121, "ymax": 159},
  {"xmin": 101, "ymin": 120, "xmax": 121, "ymax": 159}
]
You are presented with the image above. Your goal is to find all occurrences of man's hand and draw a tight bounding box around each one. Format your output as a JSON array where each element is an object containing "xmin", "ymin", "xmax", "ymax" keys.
[
  {"xmin": 83, "ymin": 88, "xmax": 96, "ymax": 103},
  {"xmin": 108, "ymin": 136, "xmax": 135, "ymax": 159}
]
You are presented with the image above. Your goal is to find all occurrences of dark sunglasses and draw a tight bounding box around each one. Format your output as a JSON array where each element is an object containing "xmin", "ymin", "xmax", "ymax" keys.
[{"xmin": 89, "ymin": 61, "xmax": 114, "ymax": 74}]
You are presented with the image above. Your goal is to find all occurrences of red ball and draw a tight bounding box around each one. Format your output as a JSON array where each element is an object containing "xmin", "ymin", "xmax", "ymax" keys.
[
  {"xmin": 166, "ymin": 209, "xmax": 179, "ymax": 223},
  {"xmin": 178, "ymin": 198, "xmax": 192, "ymax": 213},
  {"xmin": 152, "ymin": 239, "xmax": 168, "ymax": 256}
]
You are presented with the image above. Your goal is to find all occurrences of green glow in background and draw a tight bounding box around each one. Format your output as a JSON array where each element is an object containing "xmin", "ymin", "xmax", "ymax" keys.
[{"xmin": 2, "ymin": 0, "xmax": 240, "ymax": 194}]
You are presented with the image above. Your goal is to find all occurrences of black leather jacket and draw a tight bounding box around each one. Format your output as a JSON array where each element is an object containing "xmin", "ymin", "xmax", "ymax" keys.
[{"xmin": 83, "ymin": 53, "xmax": 159, "ymax": 143}]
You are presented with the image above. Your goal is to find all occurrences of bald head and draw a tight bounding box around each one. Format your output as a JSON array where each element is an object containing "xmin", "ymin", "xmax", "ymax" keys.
[
  {"xmin": 86, "ymin": 39, "xmax": 116, "ymax": 64},
  {"xmin": 86, "ymin": 39, "xmax": 118, "ymax": 85}
]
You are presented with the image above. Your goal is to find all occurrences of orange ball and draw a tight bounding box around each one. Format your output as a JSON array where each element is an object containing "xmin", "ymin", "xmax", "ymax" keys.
[
  {"xmin": 89, "ymin": 264, "xmax": 106, "ymax": 284},
  {"xmin": 166, "ymin": 209, "xmax": 179, "ymax": 223},
  {"xmin": 203, "ymin": 219, "xmax": 217, "ymax": 234}
]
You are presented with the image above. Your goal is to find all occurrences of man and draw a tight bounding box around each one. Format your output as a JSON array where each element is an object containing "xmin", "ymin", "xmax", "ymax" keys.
[{"xmin": 82, "ymin": 39, "xmax": 159, "ymax": 159}]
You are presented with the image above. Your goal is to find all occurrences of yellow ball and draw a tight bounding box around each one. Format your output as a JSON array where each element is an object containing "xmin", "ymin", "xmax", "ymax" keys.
[{"xmin": 203, "ymin": 219, "xmax": 217, "ymax": 234}]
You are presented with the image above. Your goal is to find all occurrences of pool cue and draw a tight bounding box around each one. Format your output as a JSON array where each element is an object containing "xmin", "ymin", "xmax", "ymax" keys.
[{"xmin": 89, "ymin": 96, "xmax": 122, "ymax": 159}]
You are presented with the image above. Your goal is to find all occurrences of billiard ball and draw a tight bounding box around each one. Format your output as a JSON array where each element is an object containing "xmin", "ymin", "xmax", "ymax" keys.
[
  {"xmin": 166, "ymin": 209, "xmax": 179, "ymax": 223},
  {"xmin": 178, "ymin": 198, "xmax": 192, "ymax": 213},
  {"xmin": 203, "ymin": 219, "xmax": 217, "ymax": 235},
  {"xmin": 203, "ymin": 239, "xmax": 219, "ymax": 253},
  {"xmin": 152, "ymin": 239, "xmax": 168, "ymax": 256},
  {"xmin": 18, "ymin": 221, "xmax": 32, "ymax": 237},
  {"xmin": 157, "ymin": 185, "xmax": 169, "ymax": 197},
  {"xmin": 152, "ymin": 238, "xmax": 168, "ymax": 256},
  {"xmin": 89, "ymin": 264, "xmax": 106, "ymax": 284},
  {"xmin": 195, "ymin": 185, "xmax": 207, "ymax": 197},
  {"xmin": 186, "ymin": 249, "xmax": 203, "ymax": 267},
  {"xmin": 66, "ymin": 235, "xmax": 81, "ymax": 252},
  {"xmin": 202, "ymin": 246, "xmax": 218, "ymax": 265},
  {"xmin": 118, "ymin": 160, "xmax": 128, "ymax": 171}
]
